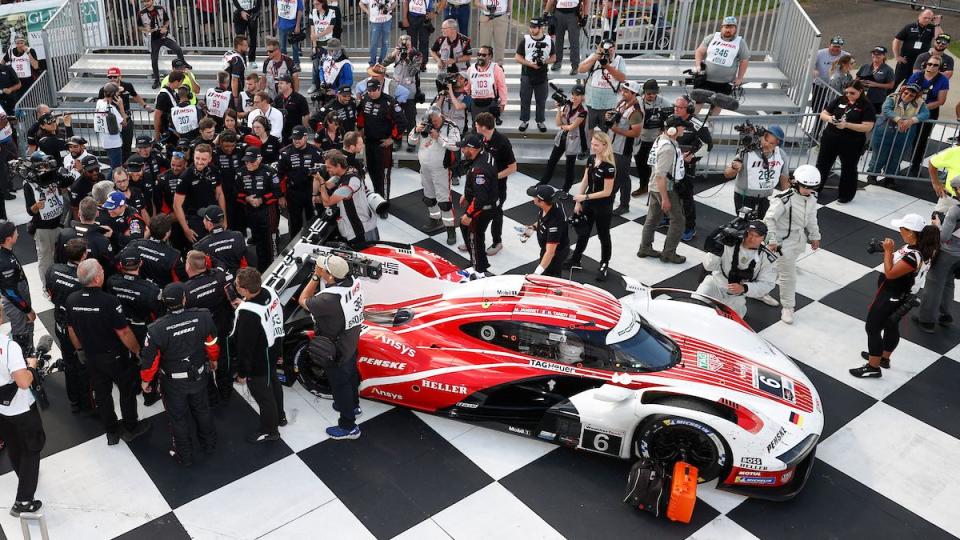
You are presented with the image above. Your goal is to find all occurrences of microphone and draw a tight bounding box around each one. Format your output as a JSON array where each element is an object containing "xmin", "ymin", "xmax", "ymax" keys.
[
  {"xmin": 36, "ymin": 335, "xmax": 54, "ymax": 356},
  {"xmin": 688, "ymin": 88, "xmax": 740, "ymax": 112}
]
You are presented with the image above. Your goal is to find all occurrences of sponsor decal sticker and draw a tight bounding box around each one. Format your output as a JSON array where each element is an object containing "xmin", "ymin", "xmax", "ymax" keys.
[
  {"xmin": 538, "ymin": 430, "xmax": 557, "ymax": 441},
  {"xmin": 508, "ymin": 426, "xmax": 532, "ymax": 436},
  {"xmin": 781, "ymin": 470, "xmax": 795, "ymax": 483},
  {"xmin": 421, "ymin": 379, "xmax": 468, "ymax": 394},
  {"xmin": 695, "ymin": 351, "xmax": 723, "ymax": 371},
  {"xmin": 734, "ymin": 475, "xmax": 777, "ymax": 485},
  {"xmin": 740, "ymin": 456, "xmax": 763, "ymax": 468},
  {"xmin": 371, "ymin": 387, "xmax": 403, "ymax": 400},
  {"xmin": 455, "ymin": 401, "xmax": 479, "ymax": 409},
  {"xmin": 529, "ymin": 359, "xmax": 575, "ymax": 374},
  {"xmin": 358, "ymin": 357, "xmax": 408, "ymax": 370},
  {"xmin": 789, "ymin": 412, "xmax": 803, "ymax": 426},
  {"xmin": 766, "ymin": 426, "xmax": 787, "ymax": 453},
  {"xmin": 378, "ymin": 334, "xmax": 416, "ymax": 357}
]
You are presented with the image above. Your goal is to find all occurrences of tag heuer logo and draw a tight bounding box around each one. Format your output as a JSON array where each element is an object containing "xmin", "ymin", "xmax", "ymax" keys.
[{"xmin": 696, "ymin": 351, "xmax": 723, "ymax": 372}]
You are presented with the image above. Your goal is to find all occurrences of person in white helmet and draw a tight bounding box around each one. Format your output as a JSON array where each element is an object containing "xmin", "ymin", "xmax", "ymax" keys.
[{"xmin": 760, "ymin": 164, "xmax": 822, "ymax": 324}]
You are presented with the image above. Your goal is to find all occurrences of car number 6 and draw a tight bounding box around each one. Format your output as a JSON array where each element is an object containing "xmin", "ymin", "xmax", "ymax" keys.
[
  {"xmin": 759, "ymin": 375, "xmax": 781, "ymax": 388},
  {"xmin": 593, "ymin": 433, "xmax": 609, "ymax": 452}
]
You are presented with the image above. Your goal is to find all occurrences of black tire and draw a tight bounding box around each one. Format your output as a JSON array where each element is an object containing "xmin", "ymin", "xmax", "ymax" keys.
[
  {"xmin": 292, "ymin": 339, "xmax": 333, "ymax": 399},
  {"xmin": 633, "ymin": 398, "xmax": 730, "ymax": 482}
]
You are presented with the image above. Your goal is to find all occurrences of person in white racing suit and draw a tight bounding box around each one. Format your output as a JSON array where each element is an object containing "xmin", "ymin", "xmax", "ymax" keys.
[
  {"xmin": 408, "ymin": 110, "xmax": 461, "ymax": 244},
  {"xmin": 761, "ymin": 164, "xmax": 822, "ymax": 324},
  {"xmin": 696, "ymin": 220, "xmax": 777, "ymax": 318}
]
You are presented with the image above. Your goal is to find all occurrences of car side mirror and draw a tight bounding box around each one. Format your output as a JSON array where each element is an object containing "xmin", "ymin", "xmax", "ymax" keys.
[{"xmin": 594, "ymin": 384, "xmax": 634, "ymax": 403}]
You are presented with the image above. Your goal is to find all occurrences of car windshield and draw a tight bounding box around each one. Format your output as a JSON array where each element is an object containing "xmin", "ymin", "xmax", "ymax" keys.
[{"xmin": 604, "ymin": 321, "xmax": 681, "ymax": 372}]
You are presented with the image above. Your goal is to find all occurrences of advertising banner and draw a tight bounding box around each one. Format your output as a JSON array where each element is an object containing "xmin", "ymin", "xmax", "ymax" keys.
[{"xmin": 0, "ymin": 0, "xmax": 108, "ymax": 59}]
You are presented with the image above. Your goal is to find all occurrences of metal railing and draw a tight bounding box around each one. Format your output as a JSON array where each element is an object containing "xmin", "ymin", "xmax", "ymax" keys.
[
  {"xmin": 12, "ymin": 71, "xmax": 56, "ymax": 154},
  {"xmin": 694, "ymin": 113, "xmax": 818, "ymax": 175},
  {"xmin": 771, "ymin": 0, "xmax": 820, "ymax": 109},
  {"xmin": 40, "ymin": 0, "xmax": 85, "ymax": 104},
  {"xmin": 873, "ymin": 0, "xmax": 960, "ymax": 14}
]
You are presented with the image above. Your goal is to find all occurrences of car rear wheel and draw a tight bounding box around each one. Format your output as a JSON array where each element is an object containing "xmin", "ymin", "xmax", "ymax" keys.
[
  {"xmin": 292, "ymin": 340, "xmax": 332, "ymax": 399},
  {"xmin": 633, "ymin": 398, "xmax": 730, "ymax": 482}
]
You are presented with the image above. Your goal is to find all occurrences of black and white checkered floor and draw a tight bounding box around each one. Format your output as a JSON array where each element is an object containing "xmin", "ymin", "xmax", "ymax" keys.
[{"xmin": 2, "ymin": 166, "xmax": 959, "ymax": 540}]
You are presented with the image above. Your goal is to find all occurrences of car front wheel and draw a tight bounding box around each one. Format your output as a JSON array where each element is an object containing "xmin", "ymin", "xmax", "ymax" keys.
[{"xmin": 634, "ymin": 413, "xmax": 729, "ymax": 482}]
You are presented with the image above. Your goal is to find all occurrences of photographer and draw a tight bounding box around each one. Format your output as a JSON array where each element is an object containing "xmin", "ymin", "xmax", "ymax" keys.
[
  {"xmin": 456, "ymin": 133, "xmax": 499, "ymax": 277},
  {"xmin": 693, "ymin": 16, "xmax": 750, "ymax": 116},
  {"xmin": 431, "ymin": 20, "xmax": 472, "ymax": 74},
  {"xmin": 384, "ymin": 35, "xmax": 425, "ymax": 150},
  {"xmin": 696, "ymin": 220, "xmax": 777, "ymax": 318},
  {"xmin": 316, "ymin": 149, "xmax": 380, "ymax": 246},
  {"xmin": 762, "ymin": 165, "xmax": 822, "ymax": 324},
  {"xmin": 434, "ymin": 72, "xmax": 470, "ymax": 135},
  {"xmin": 0, "ymin": 321, "xmax": 45, "ymax": 518},
  {"xmin": 723, "ymin": 124, "xmax": 790, "ymax": 219},
  {"xmin": 852, "ymin": 214, "xmax": 939, "ymax": 378},
  {"xmin": 95, "ymin": 83, "xmax": 128, "ymax": 172},
  {"xmin": 566, "ymin": 131, "xmax": 616, "ymax": 281},
  {"xmin": 278, "ymin": 125, "xmax": 325, "ymax": 238},
  {"xmin": 63, "ymin": 136, "xmax": 89, "ymax": 180},
  {"xmin": 401, "ymin": 0, "xmax": 439, "ymax": 71},
  {"xmin": 537, "ymin": 84, "xmax": 586, "ymax": 192},
  {"xmin": 515, "ymin": 18, "xmax": 556, "ymax": 133},
  {"xmin": 360, "ymin": 0, "xmax": 396, "ymax": 65},
  {"xmin": 577, "ymin": 40, "xmax": 626, "ymax": 131},
  {"xmin": 0, "ymin": 222, "xmax": 36, "ymax": 353},
  {"xmin": 673, "ymin": 95, "xmax": 711, "ymax": 240},
  {"xmin": 476, "ymin": 0, "xmax": 510, "ymax": 62},
  {"xmin": 316, "ymin": 111, "xmax": 345, "ymax": 150},
  {"xmin": 916, "ymin": 186, "xmax": 960, "ymax": 333},
  {"xmin": 409, "ymin": 110, "xmax": 461, "ymax": 243},
  {"xmin": 309, "ymin": 0, "xmax": 339, "ymax": 57},
  {"xmin": 22, "ymin": 153, "xmax": 72, "ymax": 287},
  {"xmin": 465, "ymin": 46, "xmax": 507, "ymax": 122},
  {"xmin": 637, "ymin": 115, "xmax": 689, "ymax": 264},
  {"xmin": 606, "ymin": 80, "xmax": 644, "ymax": 215},
  {"xmin": 311, "ymin": 85, "xmax": 358, "ymax": 133},
  {"xmin": 233, "ymin": 0, "xmax": 263, "ymax": 70},
  {"xmin": 34, "ymin": 112, "xmax": 75, "ymax": 167},
  {"xmin": 815, "ymin": 80, "xmax": 875, "ymax": 204},
  {"xmin": 526, "ymin": 184, "xmax": 569, "ymax": 277},
  {"xmin": 546, "ymin": 0, "xmax": 587, "ymax": 75},
  {"xmin": 298, "ymin": 254, "xmax": 364, "ymax": 440},
  {"xmin": 631, "ymin": 79, "xmax": 667, "ymax": 198},
  {"xmin": 101, "ymin": 67, "xmax": 153, "ymax": 162}
]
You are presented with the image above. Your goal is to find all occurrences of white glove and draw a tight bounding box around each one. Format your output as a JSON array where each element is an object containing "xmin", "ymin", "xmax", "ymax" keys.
[{"xmin": 534, "ymin": 265, "xmax": 545, "ymax": 275}]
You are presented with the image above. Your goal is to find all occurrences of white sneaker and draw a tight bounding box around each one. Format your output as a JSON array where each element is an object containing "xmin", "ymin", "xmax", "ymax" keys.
[
  {"xmin": 249, "ymin": 61, "xmax": 258, "ymax": 71},
  {"xmin": 781, "ymin": 308, "xmax": 794, "ymax": 324},
  {"xmin": 457, "ymin": 243, "xmax": 468, "ymax": 252},
  {"xmin": 760, "ymin": 294, "xmax": 780, "ymax": 307},
  {"xmin": 486, "ymin": 242, "xmax": 503, "ymax": 256},
  {"xmin": 307, "ymin": 84, "xmax": 318, "ymax": 95}
]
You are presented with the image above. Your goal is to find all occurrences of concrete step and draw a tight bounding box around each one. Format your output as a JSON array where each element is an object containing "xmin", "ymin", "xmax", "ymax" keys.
[{"xmin": 69, "ymin": 53, "xmax": 790, "ymax": 85}]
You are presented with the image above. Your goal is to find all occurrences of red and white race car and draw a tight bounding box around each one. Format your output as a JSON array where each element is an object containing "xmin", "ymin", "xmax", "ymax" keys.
[{"xmin": 266, "ymin": 222, "xmax": 823, "ymax": 502}]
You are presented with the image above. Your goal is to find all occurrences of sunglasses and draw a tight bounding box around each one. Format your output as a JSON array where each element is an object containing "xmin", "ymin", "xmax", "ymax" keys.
[
  {"xmin": 266, "ymin": 48, "xmax": 277, "ymax": 53},
  {"xmin": 927, "ymin": 63, "xmax": 942, "ymax": 67},
  {"xmin": 107, "ymin": 76, "xmax": 118, "ymax": 80}
]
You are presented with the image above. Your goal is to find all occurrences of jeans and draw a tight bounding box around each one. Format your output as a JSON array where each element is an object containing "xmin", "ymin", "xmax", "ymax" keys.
[
  {"xmin": 519, "ymin": 76, "xmax": 548, "ymax": 123},
  {"xmin": 444, "ymin": 4, "xmax": 470, "ymax": 36},
  {"xmin": 369, "ymin": 21, "xmax": 392, "ymax": 65},
  {"xmin": 868, "ymin": 123, "xmax": 918, "ymax": 176},
  {"xmin": 106, "ymin": 147, "xmax": 123, "ymax": 178},
  {"xmin": 278, "ymin": 26, "xmax": 302, "ymax": 66}
]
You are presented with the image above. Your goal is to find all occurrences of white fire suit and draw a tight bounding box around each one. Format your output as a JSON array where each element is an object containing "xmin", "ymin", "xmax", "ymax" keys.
[
  {"xmin": 763, "ymin": 188, "xmax": 821, "ymax": 309},
  {"xmin": 408, "ymin": 120, "xmax": 461, "ymax": 227},
  {"xmin": 696, "ymin": 242, "xmax": 778, "ymax": 317}
]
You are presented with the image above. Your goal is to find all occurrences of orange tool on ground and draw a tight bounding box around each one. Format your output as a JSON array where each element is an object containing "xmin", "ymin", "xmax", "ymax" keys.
[{"xmin": 666, "ymin": 461, "xmax": 698, "ymax": 523}]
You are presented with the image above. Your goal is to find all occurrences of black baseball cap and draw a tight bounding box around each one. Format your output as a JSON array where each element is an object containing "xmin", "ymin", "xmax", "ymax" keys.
[
  {"xmin": 161, "ymin": 282, "xmax": 187, "ymax": 307},
  {"xmin": 937, "ymin": 33, "xmax": 952, "ymax": 44},
  {"xmin": 871, "ymin": 46, "xmax": 888, "ymax": 55},
  {"xmin": 119, "ymin": 250, "xmax": 141, "ymax": 268},
  {"xmin": 746, "ymin": 220, "xmax": 768, "ymax": 237},
  {"xmin": 366, "ymin": 79, "xmax": 382, "ymax": 90},
  {"xmin": 125, "ymin": 155, "xmax": 145, "ymax": 171},
  {"xmin": 0, "ymin": 220, "xmax": 16, "ymax": 241},
  {"xmin": 526, "ymin": 184, "xmax": 560, "ymax": 201},
  {"xmin": 198, "ymin": 205, "xmax": 224, "ymax": 222},
  {"xmin": 81, "ymin": 155, "xmax": 100, "ymax": 171},
  {"xmin": 529, "ymin": 17, "xmax": 544, "ymax": 27},
  {"xmin": 571, "ymin": 85, "xmax": 585, "ymax": 95},
  {"xmin": 67, "ymin": 135, "xmax": 87, "ymax": 146},
  {"xmin": 277, "ymin": 73, "xmax": 293, "ymax": 83},
  {"xmin": 457, "ymin": 133, "xmax": 484, "ymax": 149},
  {"xmin": 171, "ymin": 58, "xmax": 192, "ymax": 69},
  {"xmin": 338, "ymin": 85, "xmax": 352, "ymax": 95},
  {"xmin": 291, "ymin": 125, "xmax": 308, "ymax": 139},
  {"xmin": 135, "ymin": 135, "xmax": 153, "ymax": 148},
  {"xmin": 241, "ymin": 146, "xmax": 262, "ymax": 162}
]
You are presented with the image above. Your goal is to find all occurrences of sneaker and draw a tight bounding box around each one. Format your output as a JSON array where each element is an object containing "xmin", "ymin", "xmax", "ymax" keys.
[
  {"xmin": 781, "ymin": 308, "xmax": 794, "ymax": 324},
  {"xmin": 537, "ymin": 122, "xmax": 547, "ymax": 133},
  {"xmin": 681, "ymin": 229, "xmax": 696, "ymax": 242},
  {"xmin": 326, "ymin": 425, "xmax": 361, "ymax": 440},
  {"xmin": 569, "ymin": 67, "xmax": 578, "ymax": 76},
  {"xmin": 656, "ymin": 217, "xmax": 670, "ymax": 230},
  {"xmin": 760, "ymin": 294, "xmax": 780, "ymax": 307},
  {"xmin": 143, "ymin": 392, "xmax": 161, "ymax": 407},
  {"xmin": 596, "ymin": 261, "xmax": 609, "ymax": 282},
  {"xmin": 636, "ymin": 246, "xmax": 661, "ymax": 258},
  {"xmin": 486, "ymin": 242, "xmax": 503, "ymax": 256},
  {"xmin": 10, "ymin": 500, "xmax": 42, "ymax": 518},
  {"xmin": 426, "ymin": 217, "xmax": 443, "ymax": 232},
  {"xmin": 107, "ymin": 432, "xmax": 121, "ymax": 446},
  {"xmin": 849, "ymin": 364, "xmax": 882, "ymax": 378},
  {"xmin": 551, "ymin": 63, "xmax": 562, "ymax": 71},
  {"xmin": 457, "ymin": 243, "xmax": 468, "ymax": 252},
  {"xmin": 940, "ymin": 313, "xmax": 954, "ymax": 327},
  {"xmin": 562, "ymin": 254, "xmax": 582, "ymax": 268},
  {"xmin": 496, "ymin": 117, "xmax": 503, "ymax": 126},
  {"xmin": 279, "ymin": 414, "xmax": 288, "ymax": 427},
  {"xmin": 332, "ymin": 402, "xmax": 363, "ymax": 418},
  {"xmin": 519, "ymin": 121, "xmax": 529, "ymax": 132},
  {"xmin": 860, "ymin": 351, "xmax": 891, "ymax": 369},
  {"xmin": 249, "ymin": 61, "xmax": 258, "ymax": 71},
  {"xmin": 613, "ymin": 205, "xmax": 629, "ymax": 216},
  {"xmin": 121, "ymin": 421, "xmax": 151, "ymax": 442},
  {"xmin": 246, "ymin": 432, "xmax": 281, "ymax": 443},
  {"xmin": 307, "ymin": 84, "xmax": 318, "ymax": 95},
  {"xmin": 660, "ymin": 252, "xmax": 686, "ymax": 264},
  {"xmin": 631, "ymin": 187, "xmax": 647, "ymax": 198},
  {"xmin": 152, "ymin": 79, "xmax": 161, "ymax": 89}
]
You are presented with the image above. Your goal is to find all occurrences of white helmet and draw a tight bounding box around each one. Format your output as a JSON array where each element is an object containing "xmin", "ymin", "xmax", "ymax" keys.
[{"xmin": 793, "ymin": 164, "xmax": 821, "ymax": 188}]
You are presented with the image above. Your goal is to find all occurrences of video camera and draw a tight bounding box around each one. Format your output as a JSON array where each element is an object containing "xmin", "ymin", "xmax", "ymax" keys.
[
  {"xmin": 704, "ymin": 206, "xmax": 760, "ymax": 256},
  {"xmin": 27, "ymin": 335, "xmax": 57, "ymax": 410},
  {"xmin": 531, "ymin": 40, "xmax": 549, "ymax": 67},
  {"xmin": 436, "ymin": 73, "xmax": 459, "ymax": 96},
  {"xmin": 308, "ymin": 247, "xmax": 384, "ymax": 280},
  {"xmin": 9, "ymin": 157, "xmax": 70, "ymax": 189},
  {"xmin": 310, "ymin": 83, "xmax": 335, "ymax": 104},
  {"xmin": 549, "ymin": 83, "xmax": 570, "ymax": 107},
  {"xmin": 643, "ymin": 106, "xmax": 673, "ymax": 130},
  {"xmin": 603, "ymin": 109, "xmax": 623, "ymax": 129},
  {"xmin": 734, "ymin": 121, "xmax": 767, "ymax": 156}
]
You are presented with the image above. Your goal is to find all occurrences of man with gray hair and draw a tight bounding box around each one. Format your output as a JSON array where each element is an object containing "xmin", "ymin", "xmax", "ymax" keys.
[
  {"xmin": 92, "ymin": 179, "xmax": 115, "ymax": 206},
  {"xmin": 66, "ymin": 259, "xmax": 149, "ymax": 445},
  {"xmin": 431, "ymin": 18, "xmax": 472, "ymax": 73}
]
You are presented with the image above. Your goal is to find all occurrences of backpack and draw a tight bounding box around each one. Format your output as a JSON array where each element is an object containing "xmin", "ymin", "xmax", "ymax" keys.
[{"xmin": 623, "ymin": 459, "xmax": 669, "ymax": 517}]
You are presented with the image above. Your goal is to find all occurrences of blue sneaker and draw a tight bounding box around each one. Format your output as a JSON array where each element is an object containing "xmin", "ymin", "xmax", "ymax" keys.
[
  {"xmin": 326, "ymin": 425, "xmax": 361, "ymax": 440},
  {"xmin": 332, "ymin": 402, "xmax": 363, "ymax": 418},
  {"xmin": 682, "ymin": 229, "xmax": 696, "ymax": 241}
]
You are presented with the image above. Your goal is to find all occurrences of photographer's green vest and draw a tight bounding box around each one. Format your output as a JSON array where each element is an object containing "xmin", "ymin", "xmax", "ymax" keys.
[{"xmin": 736, "ymin": 147, "xmax": 785, "ymax": 198}]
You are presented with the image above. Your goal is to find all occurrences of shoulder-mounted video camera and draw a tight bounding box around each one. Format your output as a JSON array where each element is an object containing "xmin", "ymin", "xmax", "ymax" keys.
[
  {"xmin": 734, "ymin": 121, "xmax": 766, "ymax": 156},
  {"xmin": 704, "ymin": 206, "xmax": 759, "ymax": 256},
  {"xmin": 549, "ymin": 83, "xmax": 570, "ymax": 107},
  {"xmin": 308, "ymin": 247, "xmax": 384, "ymax": 280}
]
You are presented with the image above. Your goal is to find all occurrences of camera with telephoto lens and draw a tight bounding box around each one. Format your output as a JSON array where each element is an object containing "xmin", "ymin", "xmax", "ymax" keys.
[
  {"xmin": 549, "ymin": 83, "xmax": 570, "ymax": 107},
  {"xmin": 310, "ymin": 248, "xmax": 384, "ymax": 280},
  {"xmin": 643, "ymin": 106, "xmax": 673, "ymax": 130},
  {"xmin": 734, "ymin": 121, "xmax": 767, "ymax": 156},
  {"xmin": 26, "ymin": 335, "xmax": 57, "ymax": 410},
  {"xmin": 866, "ymin": 238, "xmax": 885, "ymax": 254},
  {"xmin": 598, "ymin": 41, "xmax": 614, "ymax": 66},
  {"xmin": 704, "ymin": 206, "xmax": 760, "ymax": 256},
  {"xmin": 603, "ymin": 109, "xmax": 623, "ymax": 129},
  {"xmin": 436, "ymin": 73, "xmax": 458, "ymax": 96}
]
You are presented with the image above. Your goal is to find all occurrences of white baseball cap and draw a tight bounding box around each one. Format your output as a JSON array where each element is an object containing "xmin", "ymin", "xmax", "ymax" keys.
[
  {"xmin": 891, "ymin": 213, "xmax": 926, "ymax": 232},
  {"xmin": 318, "ymin": 255, "xmax": 350, "ymax": 279}
]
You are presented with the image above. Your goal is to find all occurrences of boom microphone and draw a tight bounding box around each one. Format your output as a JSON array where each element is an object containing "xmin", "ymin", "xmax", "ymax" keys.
[
  {"xmin": 688, "ymin": 89, "xmax": 740, "ymax": 112},
  {"xmin": 36, "ymin": 335, "xmax": 54, "ymax": 355}
]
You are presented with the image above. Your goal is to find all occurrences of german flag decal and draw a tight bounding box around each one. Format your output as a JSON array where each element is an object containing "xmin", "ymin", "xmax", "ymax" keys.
[{"xmin": 789, "ymin": 412, "xmax": 803, "ymax": 426}]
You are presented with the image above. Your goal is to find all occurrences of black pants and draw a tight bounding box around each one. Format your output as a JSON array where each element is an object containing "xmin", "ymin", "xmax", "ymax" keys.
[
  {"xmin": 675, "ymin": 178, "xmax": 696, "ymax": 231},
  {"xmin": 539, "ymin": 145, "xmax": 577, "ymax": 192},
  {"xmin": 733, "ymin": 191, "xmax": 771, "ymax": 221},
  {"xmin": 865, "ymin": 287, "xmax": 906, "ymax": 357},
  {"xmin": 210, "ymin": 330, "xmax": 233, "ymax": 403},
  {"xmin": 614, "ymin": 152, "xmax": 632, "ymax": 209},
  {"xmin": 149, "ymin": 35, "xmax": 185, "ymax": 82},
  {"xmin": 910, "ymin": 106, "xmax": 939, "ymax": 176},
  {"xmin": 633, "ymin": 140, "xmax": 655, "ymax": 192},
  {"xmin": 406, "ymin": 14, "xmax": 431, "ymax": 69},
  {"xmin": 0, "ymin": 404, "xmax": 44, "ymax": 502},
  {"xmin": 0, "ymin": 139, "xmax": 17, "ymax": 204},
  {"xmin": 894, "ymin": 59, "xmax": 917, "ymax": 88},
  {"xmin": 816, "ymin": 129, "xmax": 864, "ymax": 203},
  {"xmin": 541, "ymin": 245, "xmax": 569, "ymax": 277},
  {"xmin": 460, "ymin": 209, "xmax": 493, "ymax": 273},
  {"xmin": 248, "ymin": 369, "xmax": 284, "ymax": 436},
  {"xmin": 89, "ymin": 351, "xmax": 140, "ymax": 434},
  {"xmin": 163, "ymin": 375, "xmax": 215, "ymax": 460},
  {"xmin": 224, "ymin": 188, "xmax": 247, "ymax": 238},
  {"xmin": 286, "ymin": 189, "xmax": 315, "ymax": 243},
  {"xmin": 365, "ymin": 139, "xmax": 392, "ymax": 198},
  {"xmin": 232, "ymin": 13, "xmax": 259, "ymax": 62},
  {"xmin": 573, "ymin": 203, "xmax": 613, "ymax": 263},
  {"xmin": 490, "ymin": 178, "xmax": 507, "ymax": 245},
  {"xmin": 519, "ymin": 76, "xmax": 548, "ymax": 123},
  {"xmin": 121, "ymin": 120, "xmax": 135, "ymax": 163},
  {"xmin": 327, "ymin": 354, "xmax": 360, "ymax": 429},
  {"xmin": 55, "ymin": 323, "xmax": 90, "ymax": 409},
  {"xmin": 246, "ymin": 206, "xmax": 276, "ymax": 271}
]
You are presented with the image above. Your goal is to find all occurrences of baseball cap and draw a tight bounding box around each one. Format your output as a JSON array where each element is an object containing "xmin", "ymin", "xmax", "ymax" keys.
[
  {"xmin": 338, "ymin": 85, "xmax": 352, "ymax": 95},
  {"xmin": 277, "ymin": 73, "xmax": 293, "ymax": 83},
  {"xmin": 642, "ymin": 79, "xmax": 660, "ymax": 93},
  {"xmin": 318, "ymin": 254, "xmax": 350, "ymax": 279},
  {"xmin": 241, "ymin": 146, "xmax": 262, "ymax": 162},
  {"xmin": 67, "ymin": 135, "xmax": 87, "ymax": 146},
  {"xmin": 766, "ymin": 125, "xmax": 785, "ymax": 142},
  {"xmin": 102, "ymin": 191, "xmax": 127, "ymax": 210},
  {"xmin": 80, "ymin": 154, "xmax": 100, "ymax": 171},
  {"xmin": 526, "ymin": 184, "xmax": 560, "ymax": 201},
  {"xmin": 872, "ymin": 46, "xmax": 888, "ymax": 55},
  {"xmin": 457, "ymin": 133, "xmax": 484, "ymax": 149},
  {"xmin": 722, "ymin": 16, "xmax": 737, "ymax": 26},
  {"xmin": 745, "ymin": 220, "xmax": 768, "ymax": 237},
  {"xmin": 664, "ymin": 114, "xmax": 693, "ymax": 130},
  {"xmin": 291, "ymin": 125, "xmax": 308, "ymax": 139},
  {"xmin": 107, "ymin": 66, "xmax": 121, "ymax": 77},
  {"xmin": 830, "ymin": 35, "xmax": 845, "ymax": 46},
  {"xmin": 198, "ymin": 205, "xmax": 225, "ymax": 222},
  {"xmin": 571, "ymin": 84, "xmax": 585, "ymax": 95},
  {"xmin": 621, "ymin": 80, "xmax": 644, "ymax": 94},
  {"xmin": 326, "ymin": 38, "xmax": 342, "ymax": 49},
  {"xmin": 171, "ymin": 58, "xmax": 190, "ymax": 69},
  {"xmin": 902, "ymin": 82, "xmax": 922, "ymax": 94},
  {"xmin": 119, "ymin": 250, "xmax": 141, "ymax": 268},
  {"xmin": 0, "ymin": 220, "xmax": 16, "ymax": 242},
  {"xmin": 938, "ymin": 33, "xmax": 953, "ymax": 43},
  {"xmin": 367, "ymin": 64, "xmax": 387, "ymax": 77},
  {"xmin": 529, "ymin": 17, "xmax": 544, "ymax": 27},
  {"xmin": 135, "ymin": 135, "xmax": 153, "ymax": 148},
  {"xmin": 891, "ymin": 213, "xmax": 926, "ymax": 232},
  {"xmin": 366, "ymin": 78, "xmax": 382, "ymax": 90},
  {"xmin": 161, "ymin": 282, "xmax": 188, "ymax": 307},
  {"xmin": 125, "ymin": 155, "xmax": 145, "ymax": 171}
]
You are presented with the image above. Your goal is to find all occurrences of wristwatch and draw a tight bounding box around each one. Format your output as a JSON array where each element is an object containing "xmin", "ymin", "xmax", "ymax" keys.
[{"xmin": 311, "ymin": 275, "xmax": 321, "ymax": 282}]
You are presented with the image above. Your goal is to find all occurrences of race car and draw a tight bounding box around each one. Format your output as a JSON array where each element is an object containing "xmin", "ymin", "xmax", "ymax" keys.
[{"xmin": 265, "ymin": 218, "xmax": 824, "ymax": 502}]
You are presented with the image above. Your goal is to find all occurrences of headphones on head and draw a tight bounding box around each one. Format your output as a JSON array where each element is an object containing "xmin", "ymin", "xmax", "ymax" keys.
[
  {"xmin": 678, "ymin": 94, "xmax": 695, "ymax": 116},
  {"xmin": 255, "ymin": 115, "xmax": 272, "ymax": 134}
]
